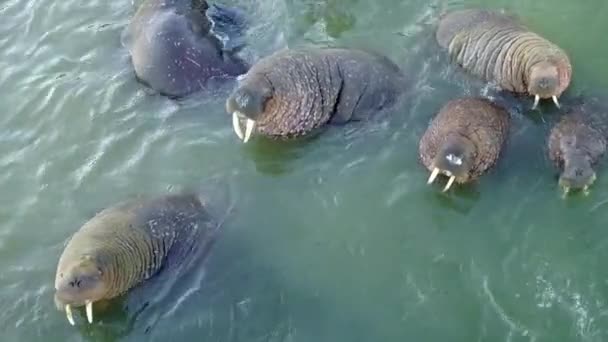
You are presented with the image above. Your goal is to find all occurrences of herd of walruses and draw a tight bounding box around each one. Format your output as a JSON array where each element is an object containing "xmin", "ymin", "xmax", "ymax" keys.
[{"xmin": 53, "ymin": 0, "xmax": 605, "ymax": 327}]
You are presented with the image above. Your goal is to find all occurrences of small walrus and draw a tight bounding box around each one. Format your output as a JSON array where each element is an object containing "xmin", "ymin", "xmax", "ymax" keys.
[
  {"xmin": 419, "ymin": 97, "xmax": 510, "ymax": 191},
  {"xmin": 548, "ymin": 108, "xmax": 607, "ymax": 196},
  {"xmin": 225, "ymin": 47, "xmax": 408, "ymax": 142},
  {"xmin": 54, "ymin": 193, "xmax": 220, "ymax": 325},
  {"xmin": 436, "ymin": 9, "xmax": 572, "ymax": 109},
  {"xmin": 123, "ymin": 0, "xmax": 249, "ymax": 97}
]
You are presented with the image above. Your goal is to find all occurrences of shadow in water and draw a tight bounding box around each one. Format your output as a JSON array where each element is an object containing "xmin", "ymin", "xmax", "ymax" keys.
[{"xmin": 430, "ymin": 182, "xmax": 481, "ymax": 216}]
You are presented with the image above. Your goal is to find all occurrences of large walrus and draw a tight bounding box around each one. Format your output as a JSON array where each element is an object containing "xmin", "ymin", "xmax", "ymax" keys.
[
  {"xmin": 122, "ymin": 0, "xmax": 249, "ymax": 97},
  {"xmin": 548, "ymin": 107, "xmax": 607, "ymax": 197},
  {"xmin": 419, "ymin": 97, "xmax": 510, "ymax": 192},
  {"xmin": 54, "ymin": 193, "xmax": 222, "ymax": 325},
  {"xmin": 225, "ymin": 47, "xmax": 408, "ymax": 142},
  {"xmin": 436, "ymin": 9, "xmax": 572, "ymax": 109}
]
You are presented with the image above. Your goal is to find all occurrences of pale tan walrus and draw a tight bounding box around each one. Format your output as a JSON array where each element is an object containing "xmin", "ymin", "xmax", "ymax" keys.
[
  {"xmin": 54, "ymin": 193, "xmax": 222, "ymax": 325},
  {"xmin": 436, "ymin": 9, "xmax": 572, "ymax": 109}
]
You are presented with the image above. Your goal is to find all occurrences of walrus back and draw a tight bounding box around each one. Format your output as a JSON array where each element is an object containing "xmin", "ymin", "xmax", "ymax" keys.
[
  {"xmin": 436, "ymin": 9, "xmax": 517, "ymax": 49},
  {"xmin": 126, "ymin": 0, "xmax": 248, "ymax": 97},
  {"xmin": 254, "ymin": 48, "xmax": 406, "ymax": 137}
]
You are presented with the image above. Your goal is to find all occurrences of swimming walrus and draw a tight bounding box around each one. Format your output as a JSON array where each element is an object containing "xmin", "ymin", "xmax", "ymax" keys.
[
  {"xmin": 225, "ymin": 47, "xmax": 408, "ymax": 142},
  {"xmin": 548, "ymin": 107, "xmax": 607, "ymax": 197},
  {"xmin": 419, "ymin": 97, "xmax": 510, "ymax": 192},
  {"xmin": 54, "ymin": 193, "xmax": 221, "ymax": 325},
  {"xmin": 123, "ymin": 0, "xmax": 249, "ymax": 97},
  {"xmin": 436, "ymin": 9, "xmax": 572, "ymax": 109}
]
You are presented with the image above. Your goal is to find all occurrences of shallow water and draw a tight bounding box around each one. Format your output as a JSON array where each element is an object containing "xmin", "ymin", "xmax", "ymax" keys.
[{"xmin": 2, "ymin": 0, "xmax": 608, "ymax": 341}]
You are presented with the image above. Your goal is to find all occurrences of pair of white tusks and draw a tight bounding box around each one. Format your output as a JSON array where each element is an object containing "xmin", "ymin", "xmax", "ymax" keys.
[
  {"xmin": 561, "ymin": 185, "xmax": 590, "ymax": 199},
  {"xmin": 532, "ymin": 95, "xmax": 560, "ymax": 110},
  {"xmin": 427, "ymin": 167, "xmax": 456, "ymax": 192},
  {"xmin": 65, "ymin": 301, "xmax": 93, "ymax": 326},
  {"xmin": 232, "ymin": 112, "xmax": 255, "ymax": 143}
]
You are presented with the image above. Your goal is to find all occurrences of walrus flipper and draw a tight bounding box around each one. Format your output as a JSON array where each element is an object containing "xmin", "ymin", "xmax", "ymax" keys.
[{"xmin": 206, "ymin": 3, "xmax": 247, "ymax": 53}]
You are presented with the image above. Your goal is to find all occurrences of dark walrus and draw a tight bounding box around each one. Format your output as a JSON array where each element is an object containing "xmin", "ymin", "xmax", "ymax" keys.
[
  {"xmin": 123, "ymin": 0, "xmax": 249, "ymax": 97},
  {"xmin": 548, "ymin": 107, "xmax": 607, "ymax": 196},
  {"xmin": 225, "ymin": 47, "xmax": 408, "ymax": 142},
  {"xmin": 436, "ymin": 9, "xmax": 572, "ymax": 109},
  {"xmin": 54, "ymin": 193, "xmax": 222, "ymax": 325},
  {"xmin": 419, "ymin": 97, "xmax": 510, "ymax": 192}
]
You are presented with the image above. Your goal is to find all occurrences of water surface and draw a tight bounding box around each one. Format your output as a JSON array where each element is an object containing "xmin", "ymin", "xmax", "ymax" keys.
[{"xmin": 2, "ymin": 0, "xmax": 608, "ymax": 341}]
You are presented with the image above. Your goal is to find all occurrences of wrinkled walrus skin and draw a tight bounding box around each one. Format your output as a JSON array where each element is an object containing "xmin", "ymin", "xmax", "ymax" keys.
[
  {"xmin": 54, "ymin": 193, "xmax": 219, "ymax": 325},
  {"xmin": 419, "ymin": 97, "xmax": 510, "ymax": 192},
  {"xmin": 123, "ymin": 0, "xmax": 248, "ymax": 97},
  {"xmin": 436, "ymin": 9, "xmax": 572, "ymax": 109},
  {"xmin": 548, "ymin": 109, "xmax": 607, "ymax": 196},
  {"xmin": 225, "ymin": 47, "xmax": 408, "ymax": 142}
]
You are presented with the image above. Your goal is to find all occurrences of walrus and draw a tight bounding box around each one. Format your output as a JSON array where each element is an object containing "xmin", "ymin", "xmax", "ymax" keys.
[
  {"xmin": 436, "ymin": 9, "xmax": 572, "ymax": 109},
  {"xmin": 225, "ymin": 47, "xmax": 408, "ymax": 142},
  {"xmin": 419, "ymin": 97, "xmax": 510, "ymax": 191},
  {"xmin": 54, "ymin": 193, "xmax": 221, "ymax": 325},
  {"xmin": 548, "ymin": 108, "xmax": 607, "ymax": 197},
  {"xmin": 123, "ymin": 0, "xmax": 249, "ymax": 97}
]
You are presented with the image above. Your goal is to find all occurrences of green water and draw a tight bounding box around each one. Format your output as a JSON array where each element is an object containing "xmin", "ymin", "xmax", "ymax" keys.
[{"xmin": 2, "ymin": 0, "xmax": 608, "ymax": 340}]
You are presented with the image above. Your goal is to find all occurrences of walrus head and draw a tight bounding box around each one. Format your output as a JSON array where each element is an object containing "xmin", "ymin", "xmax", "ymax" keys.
[
  {"xmin": 557, "ymin": 138, "xmax": 597, "ymax": 197},
  {"xmin": 54, "ymin": 254, "xmax": 107, "ymax": 325},
  {"xmin": 528, "ymin": 60, "xmax": 569, "ymax": 110},
  {"xmin": 427, "ymin": 133, "xmax": 477, "ymax": 192},
  {"xmin": 226, "ymin": 77, "xmax": 273, "ymax": 143}
]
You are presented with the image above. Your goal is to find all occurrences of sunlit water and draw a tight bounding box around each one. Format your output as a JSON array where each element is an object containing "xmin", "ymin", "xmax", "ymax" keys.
[{"xmin": 2, "ymin": 0, "xmax": 608, "ymax": 341}]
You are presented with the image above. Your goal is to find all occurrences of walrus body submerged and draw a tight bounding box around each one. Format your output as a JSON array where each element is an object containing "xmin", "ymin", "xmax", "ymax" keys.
[
  {"xmin": 436, "ymin": 9, "xmax": 572, "ymax": 109},
  {"xmin": 123, "ymin": 0, "xmax": 249, "ymax": 97},
  {"xmin": 226, "ymin": 47, "xmax": 409, "ymax": 142},
  {"xmin": 548, "ymin": 106, "xmax": 608, "ymax": 196},
  {"xmin": 54, "ymin": 193, "xmax": 220, "ymax": 325}
]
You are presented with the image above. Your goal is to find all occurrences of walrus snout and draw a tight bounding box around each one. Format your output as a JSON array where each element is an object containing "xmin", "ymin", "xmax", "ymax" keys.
[
  {"xmin": 529, "ymin": 62, "xmax": 562, "ymax": 109},
  {"xmin": 226, "ymin": 84, "xmax": 272, "ymax": 143},
  {"xmin": 558, "ymin": 152, "xmax": 596, "ymax": 196},
  {"xmin": 427, "ymin": 134, "xmax": 476, "ymax": 192},
  {"xmin": 54, "ymin": 256, "xmax": 105, "ymax": 325}
]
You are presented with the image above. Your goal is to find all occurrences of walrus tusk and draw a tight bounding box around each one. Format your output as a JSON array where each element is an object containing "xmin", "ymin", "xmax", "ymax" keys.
[
  {"xmin": 443, "ymin": 176, "xmax": 456, "ymax": 192},
  {"xmin": 243, "ymin": 118, "xmax": 255, "ymax": 143},
  {"xmin": 86, "ymin": 301, "xmax": 94, "ymax": 324},
  {"xmin": 532, "ymin": 95, "xmax": 540, "ymax": 110},
  {"xmin": 232, "ymin": 112, "xmax": 244, "ymax": 140},
  {"xmin": 427, "ymin": 167, "xmax": 440, "ymax": 185},
  {"xmin": 552, "ymin": 95, "xmax": 560, "ymax": 108},
  {"xmin": 583, "ymin": 185, "xmax": 590, "ymax": 196},
  {"xmin": 561, "ymin": 186, "xmax": 570, "ymax": 199},
  {"xmin": 65, "ymin": 304, "xmax": 75, "ymax": 326}
]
